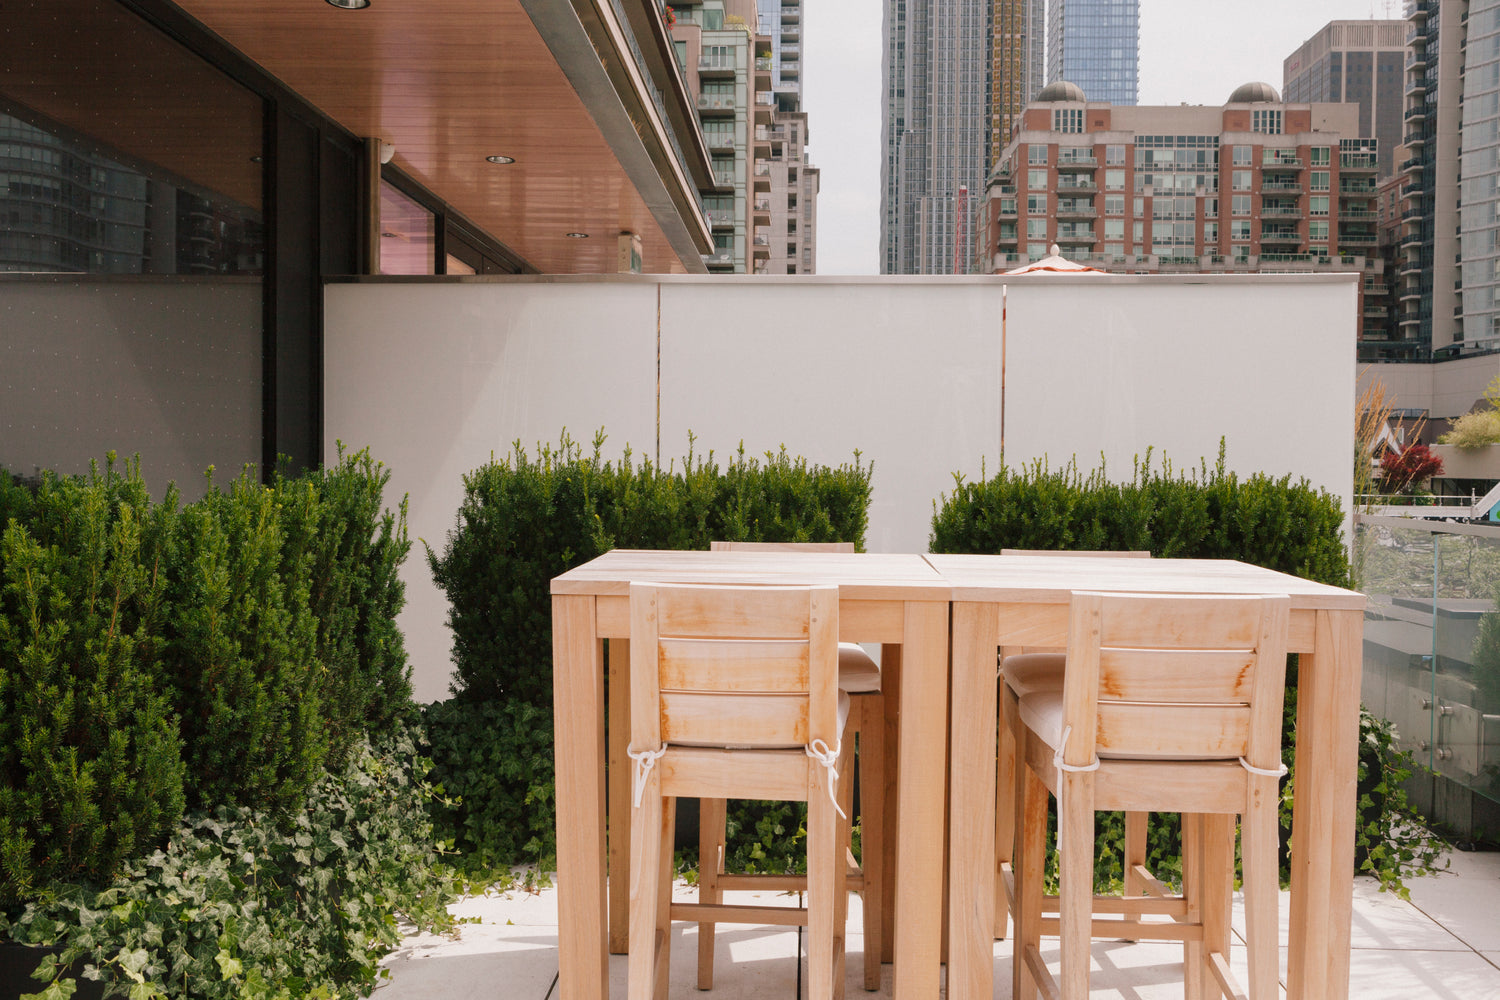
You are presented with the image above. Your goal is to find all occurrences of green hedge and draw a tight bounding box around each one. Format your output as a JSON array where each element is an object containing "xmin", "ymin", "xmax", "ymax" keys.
[
  {"xmin": 0, "ymin": 448, "xmax": 413, "ymax": 904},
  {"xmin": 929, "ymin": 445, "xmax": 1350, "ymax": 587},
  {"xmin": 425, "ymin": 431, "xmax": 872, "ymax": 865}
]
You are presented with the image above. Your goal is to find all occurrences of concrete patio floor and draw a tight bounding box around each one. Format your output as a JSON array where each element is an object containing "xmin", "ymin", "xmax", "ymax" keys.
[{"xmin": 374, "ymin": 846, "xmax": 1500, "ymax": 999}]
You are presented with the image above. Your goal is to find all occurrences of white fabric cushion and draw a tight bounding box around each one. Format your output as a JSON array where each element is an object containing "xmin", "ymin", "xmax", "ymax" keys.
[
  {"xmin": 838, "ymin": 642, "xmax": 882, "ymax": 693},
  {"xmin": 1016, "ymin": 688, "xmax": 1231, "ymax": 762},
  {"xmin": 1000, "ymin": 653, "xmax": 1064, "ymax": 699}
]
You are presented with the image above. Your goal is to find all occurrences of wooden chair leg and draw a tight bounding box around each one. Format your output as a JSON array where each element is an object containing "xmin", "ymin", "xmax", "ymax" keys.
[
  {"xmin": 1181, "ymin": 813, "xmax": 1205, "ymax": 1000},
  {"xmin": 1201, "ymin": 812, "xmax": 1235, "ymax": 996},
  {"xmin": 835, "ymin": 736, "xmax": 857, "ymax": 1000},
  {"xmin": 654, "ymin": 797, "xmax": 675, "ymax": 1000},
  {"xmin": 1242, "ymin": 777, "xmax": 1281, "ymax": 1000},
  {"xmin": 697, "ymin": 797, "xmax": 727, "ymax": 990},
  {"xmin": 628, "ymin": 779, "xmax": 668, "ymax": 1000},
  {"xmin": 1014, "ymin": 762, "xmax": 1048, "ymax": 1000},
  {"xmin": 807, "ymin": 762, "xmax": 838, "ymax": 1000},
  {"xmin": 995, "ymin": 682, "xmax": 1018, "ymax": 941},
  {"xmin": 1119, "ymin": 809, "xmax": 1148, "ymax": 942},
  {"xmin": 857, "ymin": 695, "xmax": 885, "ymax": 991},
  {"xmin": 1058, "ymin": 770, "xmax": 1095, "ymax": 1000}
]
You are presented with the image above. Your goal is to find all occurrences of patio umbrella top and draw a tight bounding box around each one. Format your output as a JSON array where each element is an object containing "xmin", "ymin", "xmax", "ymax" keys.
[{"xmin": 1005, "ymin": 244, "xmax": 1105, "ymax": 275}]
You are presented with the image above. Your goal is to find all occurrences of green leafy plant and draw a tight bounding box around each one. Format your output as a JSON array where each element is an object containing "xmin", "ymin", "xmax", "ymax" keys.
[
  {"xmin": 0, "ymin": 458, "xmax": 186, "ymax": 903},
  {"xmin": 1, "ymin": 730, "xmax": 456, "ymax": 1000}
]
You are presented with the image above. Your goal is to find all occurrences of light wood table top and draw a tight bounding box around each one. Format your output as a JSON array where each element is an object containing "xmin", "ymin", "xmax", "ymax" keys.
[{"xmin": 551, "ymin": 548, "xmax": 949, "ymax": 598}]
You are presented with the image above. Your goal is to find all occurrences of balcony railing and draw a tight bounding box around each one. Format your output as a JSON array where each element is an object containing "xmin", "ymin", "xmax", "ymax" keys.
[{"xmin": 698, "ymin": 93, "xmax": 736, "ymax": 110}]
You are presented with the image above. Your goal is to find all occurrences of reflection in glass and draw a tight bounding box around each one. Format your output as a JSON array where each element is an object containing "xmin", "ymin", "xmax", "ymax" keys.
[{"xmin": 379, "ymin": 180, "xmax": 436, "ymax": 275}]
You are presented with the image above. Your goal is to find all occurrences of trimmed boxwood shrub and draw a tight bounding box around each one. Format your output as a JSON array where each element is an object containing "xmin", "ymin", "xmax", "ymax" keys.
[
  {"xmin": 425, "ymin": 431, "xmax": 872, "ymax": 865},
  {"xmin": 0, "ymin": 447, "xmax": 414, "ymax": 906}
]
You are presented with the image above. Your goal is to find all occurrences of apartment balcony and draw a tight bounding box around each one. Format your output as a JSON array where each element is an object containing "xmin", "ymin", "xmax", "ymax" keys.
[
  {"xmin": 755, "ymin": 57, "xmax": 773, "ymax": 72},
  {"xmin": 1407, "ymin": 77, "xmax": 1429, "ymax": 97},
  {"xmin": 779, "ymin": 62, "xmax": 799, "ymax": 78},
  {"xmin": 1402, "ymin": 157, "xmax": 1423, "ymax": 176},
  {"xmin": 698, "ymin": 93, "xmax": 736, "ymax": 114},
  {"xmin": 1055, "ymin": 177, "xmax": 1097, "ymax": 193},
  {"xmin": 1261, "ymin": 180, "xmax": 1302, "ymax": 192},
  {"xmin": 1261, "ymin": 206, "xmax": 1304, "ymax": 219},
  {"xmin": 1400, "ymin": 229, "xmax": 1424, "ymax": 248},
  {"xmin": 1261, "ymin": 156, "xmax": 1304, "ymax": 172},
  {"xmin": 705, "ymin": 133, "xmax": 735, "ymax": 153},
  {"xmin": 1405, "ymin": 105, "xmax": 1428, "ymax": 121},
  {"xmin": 995, "ymin": 230, "xmax": 1019, "ymax": 245},
  {"xmin": 1057, "ymin": 153, "xmax": 1098, "ymax": 169},
  {"xmin": 702, "ymin": 249, "xmax": 733, "ymax": 267},
  {"xmin": 753, "ymin": 197, "xmax": 771, "ymax": 221},
  {"xmin": 710, "ymin": 168, "xmax": 735, "ymax": 189},
  {"xmin": 1340, "ymin": 208, "xmax": 1377, "ymax": 221},
  {"xmin": 705, "ymin": 210, "xmax": 736, "ymax": 230},
  {"xmin": 1408, "ymin": 0, "xmax": 1431, "ymax": 20},
  {"xmin": 1341, "ymin": 181, "xmax": 1378, "ymax": 195},
  {"xmin": 698, "ymin": 57, "xmax": 737, "ymax": 77},
  {"xmin": 1055, "ymin": 230, "xmax": 1096, "ymax": 244},
  {"xmin": 1407, "ymin": 49, "xmax": 1429, "ymax": 71},
  {"xmin": 1340, "ymin": 153, "xmax": 1378, "ymax": 173},
  {"xmin": 781, "ymin": 22, "xmax": 800, "ymax": 39},
  {"xmin": 780, "ymin": 7, "xmax": 800, "ymax": 23},
  {"xmin": 780, "ymin": 43, "xmax": 800, "ymax": 57},
  {"xmin": 1363, "ymin": 304, "xmax": 1389, "ymax": 319},
  {"xmin": 753, "ymin": 161, "xmax": 772, "ymax": 191},
  {"xmin": 751, "ymin": 231, "xmax": 770, "ymax": 259},
  {"xmin": 1405, "ymin": 129, "xmax": 1427, "ymax": 147},
  {"xmin": 1055, "ymin": 202, "xmax": 1097, "ymax": 219},
  {"xmin": 1260, "ymin": 229, "xmax": 1301, "ymax": 246},
  {"xmin": 1339, "ymin": 233, "xmax": 1379, "ymax": 247}
]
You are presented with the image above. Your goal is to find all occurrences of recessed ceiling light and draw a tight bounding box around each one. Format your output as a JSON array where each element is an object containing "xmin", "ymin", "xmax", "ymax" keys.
[
  {"xmin": 566, "ymin": 232, "xmax": 590, "ymax": 239},
  {"xmin": 486, "ymin": 154, "xmax": 515, "ymax": 164},
  {"xmin": 325, "ymin": 0, "xmax": 370, "ymax": 8}
]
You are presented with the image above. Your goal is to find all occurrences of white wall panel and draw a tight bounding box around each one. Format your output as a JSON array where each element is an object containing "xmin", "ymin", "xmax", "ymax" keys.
[{"xmin": 325, "ymin": 273, "xmax": 1356, "ymax": 702}]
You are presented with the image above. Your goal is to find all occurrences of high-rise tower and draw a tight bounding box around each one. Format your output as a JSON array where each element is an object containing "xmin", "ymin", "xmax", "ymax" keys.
[
  {"xmin": 1046, "ymin": 0, "xmax": 1139, "ymax": 105},
  {"xmin": 1283, "ymin": 20, "xmax": 1407, "ymax": 178}
]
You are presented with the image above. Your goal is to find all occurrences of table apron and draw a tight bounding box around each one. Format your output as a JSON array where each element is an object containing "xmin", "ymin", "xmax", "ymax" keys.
[
  {"xmin": 594, "ymin": 594, "xmax": 908, "ymax": 643},
  {"xmin": 993, "ymin": 603, "xmax": 1318, "ymax": 653}
]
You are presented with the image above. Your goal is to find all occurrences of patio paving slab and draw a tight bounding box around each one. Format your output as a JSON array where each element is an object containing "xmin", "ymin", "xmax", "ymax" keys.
[{"xmin": 1402, "ymin": 848, "xmax": 1500, "ymax": 953}]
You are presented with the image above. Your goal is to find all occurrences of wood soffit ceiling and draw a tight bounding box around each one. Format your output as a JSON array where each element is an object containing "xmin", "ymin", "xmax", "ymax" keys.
[{"xmin": 172, "ymin": 0, "xmax": 703, "ymax": 274}]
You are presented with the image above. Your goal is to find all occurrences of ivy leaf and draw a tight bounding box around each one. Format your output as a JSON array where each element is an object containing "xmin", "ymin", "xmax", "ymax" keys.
[{"xmin": 214, "ymin": 949, "xmax": 243, "ymax": 980}]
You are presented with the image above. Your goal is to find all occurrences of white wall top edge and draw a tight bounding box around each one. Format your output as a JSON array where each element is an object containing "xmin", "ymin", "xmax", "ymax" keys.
[{"xmin": 325, "ymin": 272, "xmax": 1363, "ymax": 287}]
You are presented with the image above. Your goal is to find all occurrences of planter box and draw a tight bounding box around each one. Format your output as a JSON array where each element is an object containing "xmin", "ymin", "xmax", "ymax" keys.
[
  {"xmin": 0, "ymin": 944, "xmax": 104, "ymax": 1000},
  {"xmin": 1431, "ymin": 443, "xmax": 1500, "ymax": 482}
]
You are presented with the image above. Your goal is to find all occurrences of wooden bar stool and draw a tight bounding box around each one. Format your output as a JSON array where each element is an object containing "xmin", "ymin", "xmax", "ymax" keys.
[
  {"xmin": 699, "ymin": 541, "xmax": 884, "ymax": 993},
  {"xmin": 1009, "ymin": 590, "xmax": 1290, "ymax": 1000},
  {"xmin": 994, "ymin": 549, "xmax": 1151, "ymax": 941},
  {"xmin": 625, "ymin": 581, "xmax": 853, "ymax": 1000}
]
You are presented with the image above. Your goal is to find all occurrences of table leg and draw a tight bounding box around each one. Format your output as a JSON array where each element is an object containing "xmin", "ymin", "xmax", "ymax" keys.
[
  {"xmin": 553, "ymin": 596, "xmax": 608, "ymax": 1000},
  {"xmin": 607, "ymin": 638, "xmax": 631, "ymax": 954},
  {"xmin": 1286, "ymin": 609, "xmax": 1362, "ymax": 1000},
  {"xmin": 879, "ymin": 641, "xmax": 902, "ymax": 964},
  {"xmin": 946, "ymin": 602, "xmax": 998, "ymax": 1000},
  {"xmin": 893, "ymin": 601, "xmax": 950, "ymax": 1000}
]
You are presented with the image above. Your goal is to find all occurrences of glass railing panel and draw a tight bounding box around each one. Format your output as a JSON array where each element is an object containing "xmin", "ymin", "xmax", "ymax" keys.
[
  {"xmin": 1357, "ymin": 517, "xmax": 1437, "ymax": 766},
  {"xmin": 1432, "ymin": 530, "xmax": 1500, "ymax": 804}
]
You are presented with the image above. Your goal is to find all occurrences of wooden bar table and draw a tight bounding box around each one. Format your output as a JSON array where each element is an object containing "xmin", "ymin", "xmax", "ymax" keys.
[
  {"xmin": 550, "ymin": 549, "xmax": 951, "ymax": 1000},
  {"xmin": 928, "ymin": 554, "xmax": 1366, "ymax": 1000}
]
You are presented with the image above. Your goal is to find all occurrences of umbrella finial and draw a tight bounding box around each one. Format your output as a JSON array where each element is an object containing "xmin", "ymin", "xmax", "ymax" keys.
[{"xmin": 1049, "ymin": 243, "xmax": 1061, "ymax": 256}]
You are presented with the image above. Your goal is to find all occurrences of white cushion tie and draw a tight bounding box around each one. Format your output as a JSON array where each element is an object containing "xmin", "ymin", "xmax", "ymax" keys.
[
  {"xmin": 806, "ymin": 739, "xmax": 848, "ymax": 820},
  {"xmin": 1239, "ymin": 757, "xmax": 1288, "ymax": 778},
  {"xmin": 627, "ymin": 743, "xmax": 667, "ymax": 808}
]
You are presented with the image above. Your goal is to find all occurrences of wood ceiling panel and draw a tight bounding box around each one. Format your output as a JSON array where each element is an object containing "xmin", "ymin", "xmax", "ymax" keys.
[{"xmin": 173, "ymin": 0, "xmax": 691, "ymax": 273}]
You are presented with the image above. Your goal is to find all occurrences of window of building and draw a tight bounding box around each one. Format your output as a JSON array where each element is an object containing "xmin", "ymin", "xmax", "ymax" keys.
[
  {"xmin": 702, "ymin": 7, "xmax": 724, "ymax": 28},
  {"xmin": 1028, "ymin": 168, "xmax": 1047, "ymax": 190},
  {"xmin": 702, "ymin": 44, "xmax": 735, "ymax": 70},
  {"xmin": 1311, "ymin": 146, "xmax": 1331, "ymax": 166},
  {"xmin": 1310, "ymin": 195, "xmax": 1330, "ymax": 217},
  {"xmin": 1027, "ymin": 242, "xmax": 1048, "ymax": 258},
  {"xmin": 1027, "ymin": 193, "xmax": 1047, "ymax": 214},
  {"xmin": 1231, "ymin": 244, "xmax": 1249, "ymax": 260},
  {"xmin": 1105, "ymin": 169, "xmax": 1125, "ymax": 191},
  {"xmin": 1310, "ymin": 170, "xmax": 1330, "ymax": 192},
  {"xmin": 1104, "ymin": 218, "xmax": 1124, "ymax": 240},
  {"xmin": 1251, "ymin": 109, "xmax": 1282, "ymax": 134},
  {"xmin": 1309, "ymin": 220, "xmax": 1329, "ymax": 241},
  {"xmin": 1133, "ymin": 221, "xmax": 1144, "ymax": 241},
  {"xmin": 1028, "ymin": 144, "xmax": 1048, "ymax": 165},
  {"xmin": 1105, "ymin": 194, "xmax": 1124, "ymax": 215},
  {"xmin": 1231, "ymin": 195, "xmax": 1251, "ymax": 216},
  {"xmin": 1232, "ymin": 170, "xmax": 1252, "ymax": 191},
  {"xmin": 1104, "ymin": 242, "xmax": 1124, "ymax": 259},
  {"xmin": 1052, "ymin": 108, "xmax": 1084, "ymax": 133},
  {"xmin": 1232, "ymin": 145, "xmax": 1252, "ymax": 166},
  {"xmin": 379, "ymin": 180, "xmax": 435, "ymax": 275},
  {"xmin": 1105, "ymin": 144, "xmax": 1126, "ymax": 166},
  {"xmin": 1134, "ymin": 197, "xmax": 1144, "ymax": 216},
  {"xmin": 1204, "ymin": 197, "xmax": 1218, "ymax": 218},
  {"xmin": 1230, "ymin": 220, "xmax": 1252, "ymax": 240},
  {"xmin": 1027, "ymin": 218, "xmax": 1047, "ymax": 238},
  {"xmin": 1204, "ymin": 221, "xmax": 1218, "ymax": 243}
]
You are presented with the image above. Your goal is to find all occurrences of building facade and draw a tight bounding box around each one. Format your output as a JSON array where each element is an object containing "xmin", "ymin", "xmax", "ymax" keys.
[
  {"xmin": 990, "ymin": 0, "xmax": 1047, "ymax": 167},
  {"xmin": 880, "ymin": 0, "xmax": 991, "ymax": 274},
  {"xmin": 978, "ymin": 82, "xmax": 1384, "ymax": 341},
  {"xmin": 1283, "ymin": 20, "xmax": 1407, "ymax": 181},
  {"xmin": 755, "ymin": 0, "xmax": 819, "ymax": 273},
  {"xmin": 1046, "ymin": 0, "xmax": 1139, "ymax": 105}
]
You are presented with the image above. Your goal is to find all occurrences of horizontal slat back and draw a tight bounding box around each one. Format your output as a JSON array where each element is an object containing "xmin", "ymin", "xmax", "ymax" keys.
[
  {"xmin": 661, "ymin": 691, "xmax": 809, "ymax": 746},
  {"xmin": 659, "ymin": 638, "xmax": 810, "ymax": 693},
  {"xmin": 656, "ymin": 585, "xmax": 813, "ymax": 640},
  {"xmin": 1098, "ymin": 648, "xmax": 1255, "ymax": 703},
  {"xmin": 1095, "ymin": 702, "xmax": 1250, "ymax": 758},
  {"xmin": 710, "ymin": 541, "xmax": 855, "ymax": 552},
  {"xmin": 1098, "ymin": 594, "xmax": 1264, "ymax": 649}
]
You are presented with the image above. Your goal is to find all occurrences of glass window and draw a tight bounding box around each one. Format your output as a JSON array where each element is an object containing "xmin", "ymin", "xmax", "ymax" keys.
[
  {"xmin": 1052, "ymin": 108, "xmax": 1083, "ymax": 133},
  {"xmin": 1134, "ymin": 197, "xmax": 1144, "ymax": 216},
  {"xmin": 1232, "ymin": 145, "xmax": 1252, "ymax": 166},
  {"xmin": 1232, "ymin": 195, "xmax": 1251, "ymax": 215},
  {"xmin": 1251, "ymin": 109, "xmax": 1282, "ymax": 134},
  {"xmin": 1232, "ymin": 170, "xmax": 1252, "ymax": 191},
  {"xmin": 1104, "ymin": 218, "xmax": 1124, "ymax": 239},
  {"xmin": 379, "ymin": 180, "xmax": 435, "ymax": 275},
  {"xmin": 1310, "ymin": 220, "xmax": 1329, "ymax": 241},
  {"xmin": 1027, "ymin": 193, "xmax": 1047, "ymax": 214},
  {"xmin": 1026, "ymin": 218, "xmax": 1047, "ymax": 238},
  {"xmin": 1105, "ymin": 169, "xmax": 1125, "ymax": 191},
  {"xmin": 1231, "ymin": 220, "xmax": 1252, "ymax": 240},
  {"xmin": 1105, "ymin": 194, "xmax": 1124, "ymax": 215},
  {"xmin": 1105, "ymin": 144, "xmax": 1126, "ymax": 165},
  {"xmin": 1204, "ymin": 197, "xmax": 1218, "ymax": 218},
  {"xmin": 1203, "ymin": 221, "xmax": 1218, "ymax": 243},
  {"xmin": 1026, "ymin": 242, "xmax": 1048, "ymax": 258},
  {"xmin": 1028, "ymin": 168, "xmax": 1048, "ymax": 190},
  {"xmin": 702, "ymin": 7, "xmax": 723, "ymax": 28},
  {"xmin": 1310, "ymin": 196, "xmax": 1330, "ymax": 217},
  {"xmin": 1028, "ymin": 145, "xmax": 1048, "ymax": 165},
  {"xmin": 1311, "ymin": 147, "xmax": 1331, "ymax": 166},
  {"xmin": 1311, "ymin": 171, "xmax": 1330, "ymax": 192},
  {"xmin": 1132, "ymin": 221, "xmax": 1143, "ymax": 240}
]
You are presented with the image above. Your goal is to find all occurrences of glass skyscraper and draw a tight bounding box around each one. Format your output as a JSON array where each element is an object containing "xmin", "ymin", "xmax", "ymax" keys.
[{"xmin": 1046, "ymin": 0, "xmax": 1139, "ymax": 105}]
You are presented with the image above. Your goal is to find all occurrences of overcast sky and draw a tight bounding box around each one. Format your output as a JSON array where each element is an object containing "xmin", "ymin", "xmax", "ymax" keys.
[{"xmin": 802, "ymin": 0, "xmax": 1404, "ymax": 274}]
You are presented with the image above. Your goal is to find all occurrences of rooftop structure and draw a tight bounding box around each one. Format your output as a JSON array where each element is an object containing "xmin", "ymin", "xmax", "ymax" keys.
[
  {"xmin": 1283, "ymin": 19, "xmax": 1408, "ymax": 178},
  {"xmin": 1046, "ymin": 0, "xmax": 1139, "ymax": 106}
]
